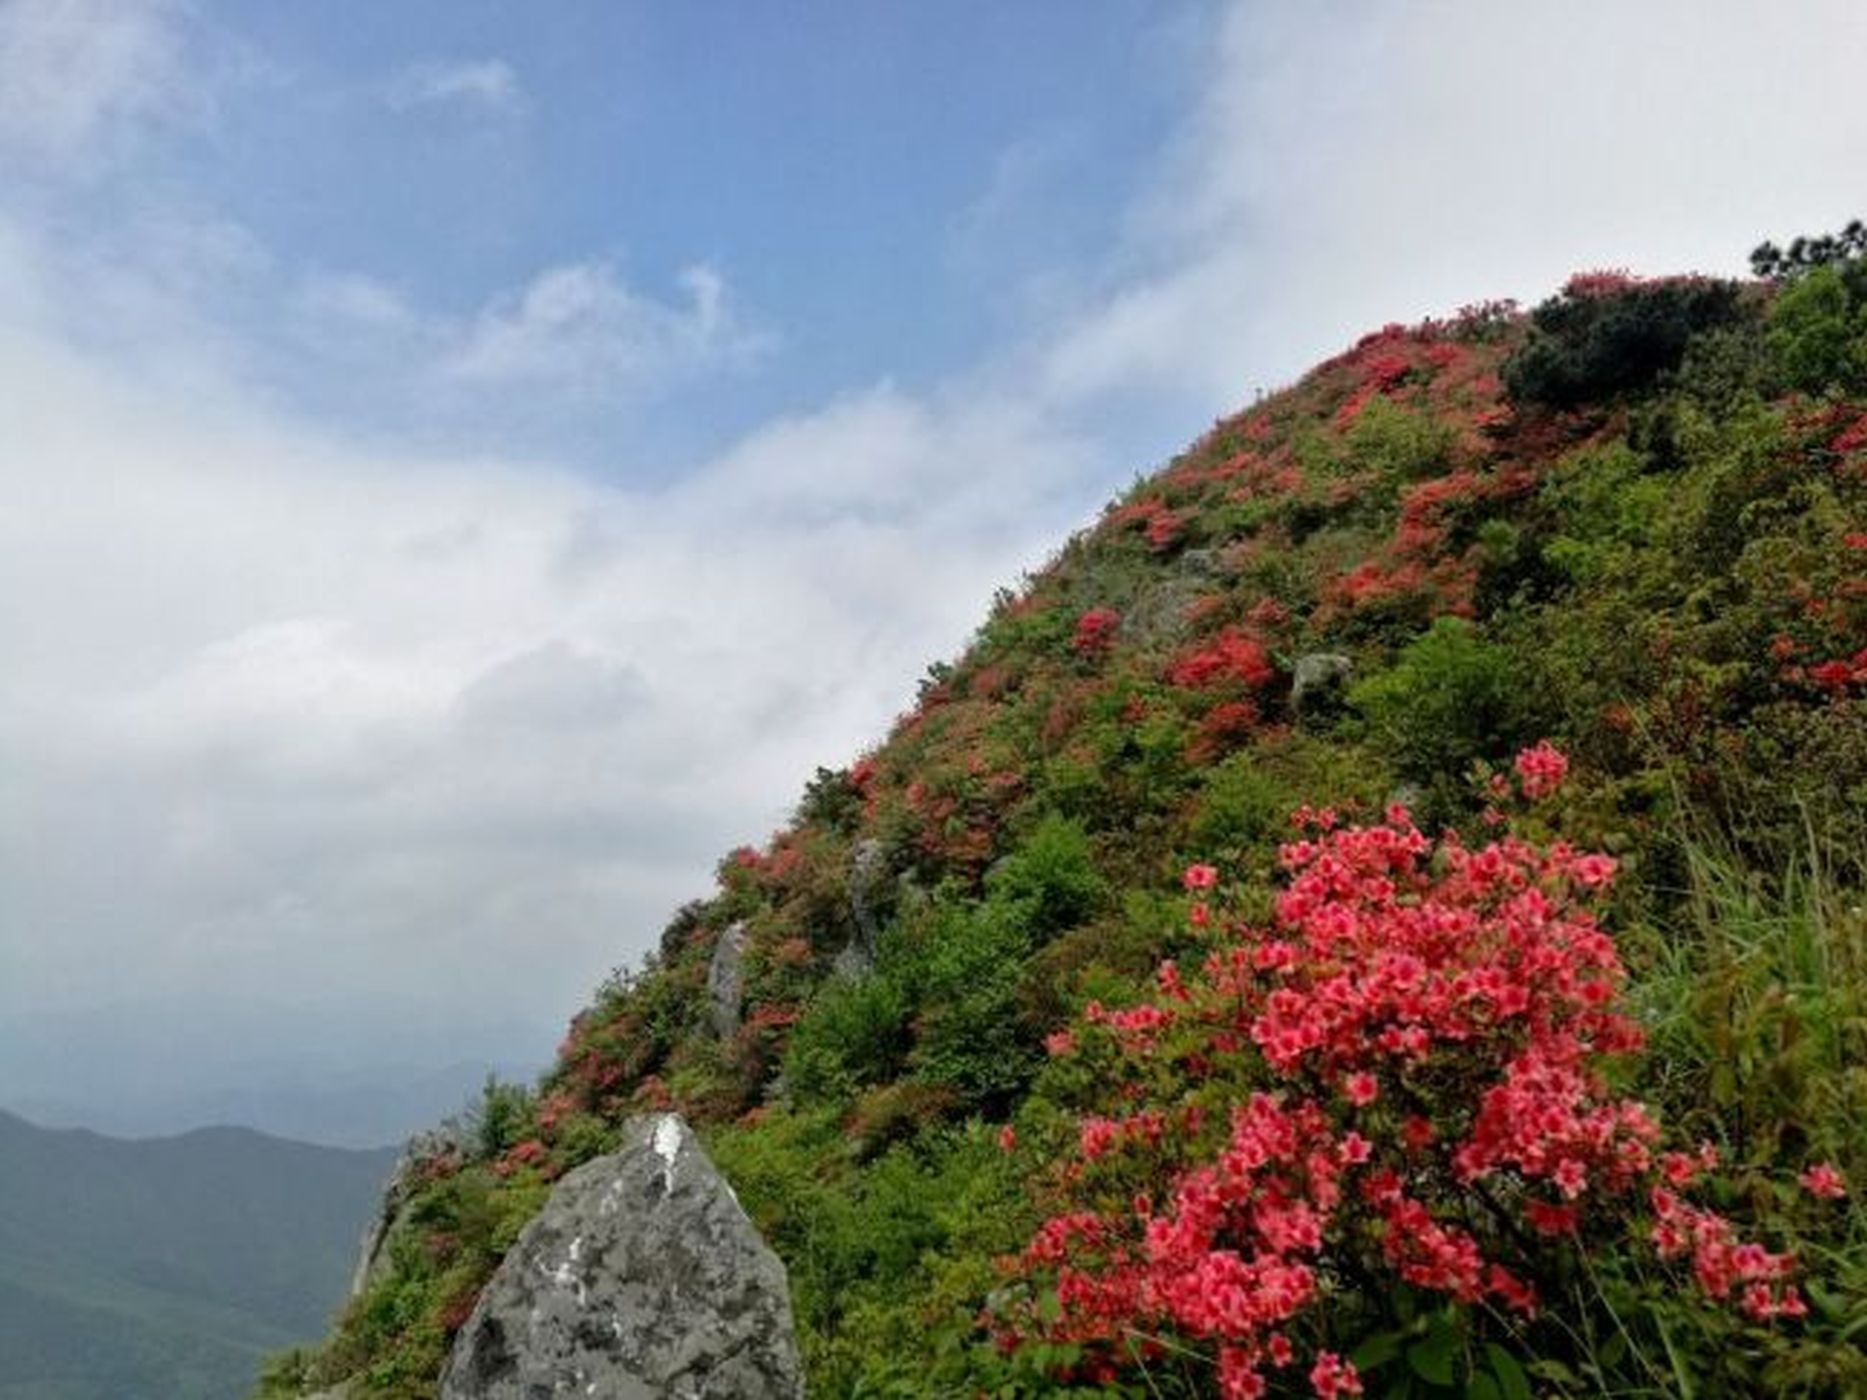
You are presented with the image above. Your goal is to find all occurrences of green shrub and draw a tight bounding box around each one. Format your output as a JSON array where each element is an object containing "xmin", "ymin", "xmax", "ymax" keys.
[
  {"xmin": 1768, "ymin": 263, "xmax": 1867, "ymax": 394},
  {"xmin": 982, "ymin": 813, "xmax": 1105, "ymax": 942},
  {"xmin": 794, "ymin": 764, "xmax": 865, "ymax": 834},
  {"xmin": 707, "ymin": 1110, "xmax": 1031, "ymax": 1394},
  {"xmin": 1342, "ymin": 395, "xmax": 1457, "ymax": 482},
  {"xmin": 1187, "ymin": 751, "xmax": 1292, "ymax": 853},
  {"xmin": 1505, "ymin": 275, "xmax": 1745, "ymax": 409},
  {"xmin": 1538, "ymin": 441, "xmax": 1669, "ymax": 588},
  {"xmin": 908, "ymin": 903, "xmax": 1039, "ymax": 1110},
  {"xmin": 468, "ymin": 1075, "xmax": 534, "ymax": 1160},
  {"xmin": 784, "ymin": 973, "xmax": 912, "ymax": 1105},
  {"xmin": 1349, "ymin": 617, "xmax": 1531, "ymax": 804}
]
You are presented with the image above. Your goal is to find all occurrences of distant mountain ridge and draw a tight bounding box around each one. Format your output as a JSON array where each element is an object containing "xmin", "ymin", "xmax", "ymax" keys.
[
  {"xmin": 0, "ymin": 1109, "xmax": 395, "ymax": 1400},
  {"xmin": 9, "ymin": 1058, "xmax": 525, "ymax": 1149}
]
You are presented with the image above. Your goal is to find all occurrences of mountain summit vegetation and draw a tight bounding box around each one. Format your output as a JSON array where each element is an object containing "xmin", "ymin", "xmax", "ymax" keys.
[{"xmin": 267, "ymin": 232, "xmax": 1867, "ymax": 1398}]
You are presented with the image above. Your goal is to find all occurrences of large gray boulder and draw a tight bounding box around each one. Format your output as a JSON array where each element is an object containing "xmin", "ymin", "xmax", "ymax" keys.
[{"xmin": 439, "ymin": 1114, "xmax": 803, "ymax": 1400}]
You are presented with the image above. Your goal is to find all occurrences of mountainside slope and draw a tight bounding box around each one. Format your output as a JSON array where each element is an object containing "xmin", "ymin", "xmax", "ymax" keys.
[
  {"xmin": 275, "ymin": 239, "xmax": 1867, "ymax": 1398},
  {"xmin": 0, "ymin": 1110, "xmax": 394, "ymax": 1400}
]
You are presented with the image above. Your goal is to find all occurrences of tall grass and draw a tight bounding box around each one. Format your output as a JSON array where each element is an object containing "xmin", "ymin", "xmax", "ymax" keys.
[
  {"xmin": 1615, "ymin": 813, "xmax": 1867, "ymax": 1394},
  {"xmin": 1632, "ymin": 815, "xmax": 1867, "ymax": 1174}
]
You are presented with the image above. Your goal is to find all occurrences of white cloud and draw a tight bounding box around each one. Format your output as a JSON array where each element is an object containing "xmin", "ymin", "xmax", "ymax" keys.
[
  {"xmin": 385, "ymin": 57, "xmax": 522, "ymax": 113},
  {"xmin": 0, "ymin": 0, "xmax": 195, "ymax": 161},
  {"xmin": 285, "ymin": 258, "xmax": 768, "ymax": 411},
  {"xmin": 0, "ymin": 284, "xmax": 1097, "ymax": 1107},
  {"xmin": 295, "ymin": 270, "xmax": 420, "ymax": 331},
  {"xmin": 1041, "ymin": 0, "xmax": 1867, "ymax": 410},
  {"xmin": 441, "ymin": 260, "xmax": 766, "ymax": 393}
]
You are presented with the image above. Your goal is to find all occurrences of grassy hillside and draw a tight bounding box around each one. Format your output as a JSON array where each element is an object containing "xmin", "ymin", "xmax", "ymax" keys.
[
  {"xmin": 271, "ymin": 233, "xmax": 1867, "ymax": 1398},
  {"xmin": 0, "ymin": 1110, "xmax": 394, "ymax": 1400}
]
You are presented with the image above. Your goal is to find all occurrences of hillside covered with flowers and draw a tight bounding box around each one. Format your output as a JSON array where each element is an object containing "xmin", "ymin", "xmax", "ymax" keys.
[{"xmin": 266, "ymin": 229, "xmax": 1867, "ymax": 1398}]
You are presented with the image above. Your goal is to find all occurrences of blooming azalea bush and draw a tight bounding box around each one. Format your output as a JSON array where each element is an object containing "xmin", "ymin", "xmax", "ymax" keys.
[
  {"xmin": 1075, "ymin": 608, "xmax": 1123, "ymax": 659},
  {"xmin": 999, "ymin": 746, "xmax": 1842, "ymax": 1397}
]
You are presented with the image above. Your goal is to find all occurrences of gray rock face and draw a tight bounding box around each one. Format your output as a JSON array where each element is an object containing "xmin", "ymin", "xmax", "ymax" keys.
[
  {"xmin": 1124, "ymin": 576, "xmax": 1208, "ymax": 647},
  {"xmin": 1291, "ymin": 652, "xmax": 1354, "ymax": 718},
  {"xmin": 830, "ymin": 938, "xmax": 874, "ymax": 979},
  {"xmin": 833, "ymin": 838, "xmax": 887, "ymax": 977},
  {"xmin": 847, "ymin": 838, "xmax": 886, "ymax": 950},
  {"xmin": 350, "ymin": 1121, "xmax": 468, "ymax": 1298},
  {"xmin": 439, "ymin": 1113, "xmax": 802, "ymax": 1400},
  {"xmin": 1178, "ymin": 546, "xmax": 1219, "ymax": 578},
  {"xmin": 706, "ymin": 922, "xmax": 748, "ymax": 1039}
]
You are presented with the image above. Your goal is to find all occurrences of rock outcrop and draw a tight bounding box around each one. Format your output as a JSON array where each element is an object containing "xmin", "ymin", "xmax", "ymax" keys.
[
  {"xmin": 350, "ymin": 1122, "xmax": 468, "ymax": 1298},
  {"xmin": 706, "ymin": 921, "xmax": 749, "ymax": 1039},
  {"xmin": 439, "ymin": 1113, "xmax": 802, "ymax": 1400},
  {"xmin": 847, "ymin": 838, "xmax": 886, "ymax": 951},
  {"xmin": 1291, "ymin": 651, "xmax": 1354, "ymax": 720},
  {"xmin": 833, "ymin": 838, "xmax": 887, "ymax": 977}
]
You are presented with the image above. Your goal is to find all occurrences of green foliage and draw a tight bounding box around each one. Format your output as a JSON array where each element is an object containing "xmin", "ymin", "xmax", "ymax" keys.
[
  {"xmin": 796, "ymin": 764, "xmax": 865, "ymax": 833},
  {"xmin": 785, "ymin": 973, "xmax": 912, "ymax": 1106},
  {"xmin": 1538, "ymin": 442, "xmax": 1668, "ymax": 587},
  {"xmin": 1349, "ymin": 617, "xmax": 1531, "ymax": 804},
  {"xmin": 1186, "ymin": 751, "xmax": 1292, "ymax": 853},
  {"xmin": 1751, "ymin": 219, "xmax": 1867, "ymax": 279},
  {"xmin": 1635, "ymin": 835, "xmax": 1867, "ymax": 1173},
  {"xmin": 1505, "ymin": 276, "xmax": 1745, "ymax": 410},
  {"xmin": 1342, "ymin": 395, "xmax": 1458, "ymax": 483},
  {"xmin": 1768, "ymin": 264, "xmax": 1867, "ymax": 395},
  {"xmin": 305, "ymin": 1163, "xmax": 551, "ymax": 1400},
  {"xmin": 982, "ymin": 814, "xmax": 1106, "ymax": 942},
  {"xmin": 467, "ymin": 1076, "xmax": 533, "ymax": 1161},
  {"xmin": 907, "ymin": 902, "xmax": 1041, "ymax": 1109},
  {"xmin": 707, "ymin": 1112, "xmax": 1032, "ymax": 1396},
  {"xmin": 1597, "ymin": 837, "xmax": 1867, "ymax": 1397}
]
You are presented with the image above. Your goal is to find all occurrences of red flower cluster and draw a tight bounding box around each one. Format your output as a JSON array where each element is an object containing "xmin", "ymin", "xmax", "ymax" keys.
[
  {"xmin": 1562, "ymin": 269, "xmax": 1641, "ymax": 298},
  {"xmin": 1799, "ymin": 1162, "xmax": 1848, "ymax": 1200},
  {"xmin": 1105, "ymin": 497, "xmax": 1186, "ymax": 552},
  {"xmin": 1832, "ymin": 413, "xmax": 1867, "ymax": 458},
  {"xmin": 492, "ymin": 1138, "xmax": 549, "ymax": 1179},
  {"xmin": 1649, "ymin": 1186, "xmax": 1803, "ymax": 1319},
  {"xmin": 1167, "ymin": 629, "xmax": 1277, "ymax": 691},
  {"xmin": 1512, "ymin": 739, "xmax": 1569, "ymax": 799},
  {"xmin": 1190, "ymin": 699, "xmax": 1263, "ymax": 762},
  {"xmin": 1072, "ymin": 607, "xmax": 1122, "ymax": 658},
  {"xmin": 1004, "ymin": 746, "xmax": 1808, "ymax": 1397}
]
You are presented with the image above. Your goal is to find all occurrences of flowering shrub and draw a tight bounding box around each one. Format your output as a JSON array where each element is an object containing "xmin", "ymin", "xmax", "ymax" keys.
[
  {"xmin": 491, "ymin": 1137, "xmax": 549, "ymax": 1179},
  {"xmin": 1002, "ymin": 747, "xmax": 1819, "ymax": 1398},
  {"xmin": 1074, "ymin": 608, "xmax": 1122, "ymax": 659},
  {"xmin": 1106, "ymin": 497, "xmax": 1187, "ymax": 552},
  {"xmin": 1167, "ymin": 629, "xmax": 1277, "ymax": 691}
]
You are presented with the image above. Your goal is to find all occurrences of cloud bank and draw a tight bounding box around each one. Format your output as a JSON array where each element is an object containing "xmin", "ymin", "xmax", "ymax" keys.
[{"xmin": 4, "ymin": 0, "xmax": 1866, "ymax": 1125}]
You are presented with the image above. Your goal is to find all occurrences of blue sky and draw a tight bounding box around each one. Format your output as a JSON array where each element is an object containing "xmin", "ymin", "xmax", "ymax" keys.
[
  {"xmin": 42, "ymin": 0, "xmax": 1199, "ymax": 467},
  {"xmin": 2, "ymin": 0, "xmax": 1864, "ymax": 1140}
]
